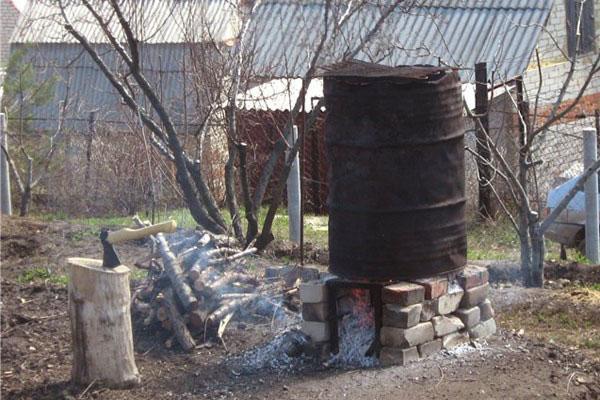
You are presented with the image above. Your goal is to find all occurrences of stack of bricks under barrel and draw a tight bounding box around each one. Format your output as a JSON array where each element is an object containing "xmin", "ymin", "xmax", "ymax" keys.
[{"xmin": 300, "ymin": 265, "xmax": 496, "ymax": 366}]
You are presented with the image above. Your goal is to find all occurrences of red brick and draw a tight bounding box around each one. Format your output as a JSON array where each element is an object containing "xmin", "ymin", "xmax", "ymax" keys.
[
  {"xmin": 413, "ymin": 276, "xmax": 448, "ymax": 299},
  {"xmin": 382, "ymin": 282, "xmax": 424, "ymax": 306},
  {"xmin": 457, "ymin": 266, "xmax": 489, "ymax": 289}
]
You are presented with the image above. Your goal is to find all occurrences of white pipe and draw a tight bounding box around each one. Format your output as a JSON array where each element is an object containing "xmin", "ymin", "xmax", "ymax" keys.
[
  {"xmin": 0, "ymin": 114, "xmax": 12, "ymax": 215},
  {"xmin": 583, "ymin": 127, "xmax": 599, "ymax": 263},
  {"xmin": 286, "ymin": 125, "xmax": 301, "ymax": 243}
]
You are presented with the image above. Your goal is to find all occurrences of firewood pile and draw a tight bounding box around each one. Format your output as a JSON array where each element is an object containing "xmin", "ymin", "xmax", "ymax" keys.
[{"xmin": 129, "ymin": 216, "xmax": 298, "ymax": 351}]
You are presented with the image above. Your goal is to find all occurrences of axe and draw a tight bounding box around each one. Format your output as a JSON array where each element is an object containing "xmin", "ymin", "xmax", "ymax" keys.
[{"xmin": 100, "ymin": 220, "xmax": 177, "ymax": 268}]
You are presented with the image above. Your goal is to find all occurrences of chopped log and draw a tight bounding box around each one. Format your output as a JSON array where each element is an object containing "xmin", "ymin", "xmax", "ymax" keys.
[
  {"xmin": 188, "ymin": 309, "xmax": 209, "ymax": 330},
  {"xmin": 193, "ymin": 278, "xmax": 206, "ymax": 293},
  {"xmin": 161, "ymin": 319, "xmax": 173, "ymax": 331},
  {"xmin": 156, "ymin": 306, "xmax": 169, "ymax": 322},
  {"xmin": 156, "ymin": 233, "xmax": 198, "ymax": 311},
  {"xmin": 207, "ymin": 248, "xmax": 257, "ymax": 266},
  {"xmin": 204, "ymin": 247, "xmax": 238, "ymax": 258},
  {"xmin": 206, "ymin": 294, "xmax": 258, "ymax": 325},
  {"xmin": 188, "ymin": 266, "xmax": 202, "ymax": 281},
  {"xmin": 207, "ymin": 272, "xmax": 259, "ymax": 293},
  {"xmin": 67, "ymin": 258, "xmax": 141, "ymax": 388},
  {"xmin": 132, "ymin": 299, "xmax": 152, "ymax": 316},
  {"xmin": 163, "ymin": 288, "xmax": 195, "ymax": 351},
  {"xmin": 143, "ymin": 308, "xmax": 156, "ymax": 326}
]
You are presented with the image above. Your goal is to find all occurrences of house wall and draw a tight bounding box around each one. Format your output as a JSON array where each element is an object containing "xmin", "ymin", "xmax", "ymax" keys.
[
  {"xmin": 1, "ymin": 0, "xmax": 20, "ymax": 68},
  {"xmin": 524, "ymin": 0, "xmax": 600, "ymax": 105}
]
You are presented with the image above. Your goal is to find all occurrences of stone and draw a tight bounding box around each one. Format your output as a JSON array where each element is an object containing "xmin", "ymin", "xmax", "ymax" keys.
[
  {"xmin": 420, "ymin": 300, "xmax": 436, "ymax": 322},
  {"xmin": 442, "ymin": 331, "xmax": 470, "ymax": 349},
  {"xmin": 460, "ymin": 283, "xmax": 489, "ymax": 308},
  {"xmin": 302, "ymin": 302, "xmax": 329, "ymax": 322},
  {"xmin": 382, "ymin": 282, "xmax": 424, "ymax": 306},
  {"xmin": 457, "ymin": 265, "xmax": 489, "ymax": 289},
  {"xmin": 454, "ymin": 306, "xmax": 481, "ymax": 328},
  {"xmin": 435, "ymin": 285, "xmax": 464, "ymax": 315},
  {"xmin": 431, "ymin": 315, "xmax": 464, "ymax": 337},
  {"xmin": 264, "ymin": 265, "xmax": 293, "ymax": 279},
  {"xmin": 413, "ymin": 276, "xmax": 448, "ymax": 299},
  {"xmin": 383, "ymin": 303, "xmax": 422, "ymax": 328},
  {"xmin": 469, "ymin": 318, "xmax": 497, "ymax": 339},
  {"xmin": 301, "ymin": 321, "xmax": 330, "ymax": 342},
  {"xmin": 379, "ymin": 346, "xmax": 419, "ymax": 367},
  {"xmin": 418, "ymin": 339, "xmax": 442, "ymax": 358},
  {"xmin": 280, "ymin": 266, "xmax": 322, "ymax": 286},
  {"xmin": 380, "ymin": 322, "xmax": 434, "ymax": 348},
  {"xmin": 300, "ymin": 281, "xmax": 328, "ymax": 303},
  {"xmin": 479, "ymin": 299, "xmax": 495, "ymax": 321}
]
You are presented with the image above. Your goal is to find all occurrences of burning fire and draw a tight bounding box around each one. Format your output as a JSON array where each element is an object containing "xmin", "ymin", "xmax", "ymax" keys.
[{"xmin": 329, "ymin": 288, "xmax": 378, "ymax": 368}]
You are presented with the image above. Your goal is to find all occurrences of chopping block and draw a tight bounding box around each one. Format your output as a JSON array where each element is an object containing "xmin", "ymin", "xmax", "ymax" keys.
[{"xmin": 67, "ymin": 220, "xmax": 176, "ymax": 388}]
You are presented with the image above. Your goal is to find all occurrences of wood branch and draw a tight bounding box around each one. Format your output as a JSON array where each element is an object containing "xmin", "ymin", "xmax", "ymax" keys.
[
  {"xmin": 156, "ymin": 234, "xmax": 198, "ymax": 311},
  {"xmin": 205, "ymin": 272, "xmax": 259, "ymax": 295},
  {"xmin": 206, "ymin": 294, "xmax": 258, "ymax": 325},
  {"xmin": 207, "ymin": 248, "xmax": 257, "ymax": 266},
  {"xmin": 162, "ymin": 288, "xmax": 196, "ymax": 352}
]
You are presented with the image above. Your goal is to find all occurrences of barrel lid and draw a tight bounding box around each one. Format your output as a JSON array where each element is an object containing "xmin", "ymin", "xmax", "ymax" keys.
[{"xmin": 321, "ymin": 59, "xmax": 451, "ymax": 81}]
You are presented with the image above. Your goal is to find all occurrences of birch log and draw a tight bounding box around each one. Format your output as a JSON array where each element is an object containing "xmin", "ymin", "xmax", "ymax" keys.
[{"xmin": 67, "ymin": 258, "xmax": 141, "ymax": 388}]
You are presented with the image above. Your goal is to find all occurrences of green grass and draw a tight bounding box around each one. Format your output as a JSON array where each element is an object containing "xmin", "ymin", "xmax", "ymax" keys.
[
  {"xmin": 466, "ymin": 219, "xmax": 519, "ymax": 260},
  {"xmin": 34, "ymin": 208, "xmax": 588, "ymax": 264},
  {"xmin": 37, "ymin": 207, "xmax": 329, "ymax": 246},
  {"xmin": 18, "ymin": 267, "xmax": 68, "ymax": 286}
]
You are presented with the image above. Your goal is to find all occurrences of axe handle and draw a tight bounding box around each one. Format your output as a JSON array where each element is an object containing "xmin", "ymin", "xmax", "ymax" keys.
[{"xmin": 106, "ymin": 220, "xmax": 177, "ymax": 244}]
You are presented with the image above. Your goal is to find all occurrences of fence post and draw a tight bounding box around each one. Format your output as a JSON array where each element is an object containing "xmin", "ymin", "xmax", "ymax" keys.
[
  {"xmin": 286, "ymin": 125, "xmax": 301, "ymax": 243},
  {"xmin": 474, "ymin": 62, "xmax": 495, "ymax": 219},
  {"xmin": 0, "ymin": 113, "xmax": 12, "ymax": 215},
  {"xmin": 583, "ymin": 127, "xmax": 599, "ymax": 263}
]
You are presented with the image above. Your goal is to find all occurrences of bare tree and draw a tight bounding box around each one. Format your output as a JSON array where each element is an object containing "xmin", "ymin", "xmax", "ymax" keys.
[
  {"xmin": 1, "ymin": 47, "xmax": 68, "ymax": 216},
  {"xmin": 51, "ymin": 0, "xmax": 405, "ymax": 249},
  {"xmin": 467, "ymin": 40, "xmax": 600, "ymax": 287}
]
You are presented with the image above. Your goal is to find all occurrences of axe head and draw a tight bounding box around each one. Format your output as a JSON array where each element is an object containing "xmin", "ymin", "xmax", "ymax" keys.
[{"xmin": 100, "ymin": 228, "xmax": 121, "ymax": 268}]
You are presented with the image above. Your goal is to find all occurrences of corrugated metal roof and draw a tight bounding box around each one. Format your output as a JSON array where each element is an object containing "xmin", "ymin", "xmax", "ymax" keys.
[
  {"xmin": 247, "ymin": 0, "xmax": 554, "ymax": 81},
  {"xmin": 7, "ymin": 0, "xmax": 553, "ymax": 128},
  {"xmin": 11, "ymin": 0, "xmax": 240, "ymax": 44}
]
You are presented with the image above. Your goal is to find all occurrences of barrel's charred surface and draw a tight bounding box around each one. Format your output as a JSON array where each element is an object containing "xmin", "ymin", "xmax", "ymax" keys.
[{"xmin": 324, "ymin": 62, "xmax": 466, "ymax": 281}]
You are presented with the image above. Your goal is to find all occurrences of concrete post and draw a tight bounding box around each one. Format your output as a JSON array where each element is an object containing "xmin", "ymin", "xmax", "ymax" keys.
[
  {"xmin": 286, "ymin": 125, "xmax": 301, "ymax": 243},
  {"xmin": 583, "ymin": 127, "xmax": 599, "ymax": 263},
  {"xmin": 0, "ymin": 113, "xmax": 12, "ymax": 215}
]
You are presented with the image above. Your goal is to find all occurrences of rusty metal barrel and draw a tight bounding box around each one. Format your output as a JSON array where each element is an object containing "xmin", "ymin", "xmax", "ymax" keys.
[{"xmin": 324, "ymin": 61, "xmax": 466, "ymax": 281}]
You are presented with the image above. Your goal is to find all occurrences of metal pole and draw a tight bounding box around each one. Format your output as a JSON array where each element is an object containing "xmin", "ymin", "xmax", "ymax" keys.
[
  {"xmin": 583, "ymin": 127, "xmax": 599, "ymax": 263},
  {"xmin": 286, "ymin": 125, "xmax": 301, "ymax": 243},
  {"xmin": 0, "ymin": 114, "xmax": 12, "ymax": 215}
]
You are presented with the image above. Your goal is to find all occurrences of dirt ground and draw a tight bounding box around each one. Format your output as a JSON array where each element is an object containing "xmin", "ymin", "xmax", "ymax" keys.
[{"xmin": 1, "ymin": 217, "xmax": 599, "ymax": 399}]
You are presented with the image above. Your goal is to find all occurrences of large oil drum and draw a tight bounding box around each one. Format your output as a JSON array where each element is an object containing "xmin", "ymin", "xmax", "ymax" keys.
[{"xmin": 324, "ymin": 61, "xmax": 466, "ymax": 281}]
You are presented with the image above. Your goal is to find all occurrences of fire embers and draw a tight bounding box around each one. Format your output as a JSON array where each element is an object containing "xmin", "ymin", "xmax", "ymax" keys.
[{"xmin": 328, "ymin": 289, "xmax": 377, "ymax": 367}]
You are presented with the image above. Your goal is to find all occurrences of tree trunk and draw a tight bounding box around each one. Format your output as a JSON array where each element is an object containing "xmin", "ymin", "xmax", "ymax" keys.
[
  {"xmin": 67, "ymin": 258, "xmax": 141, "ymax": 388},
  {"xmin": 530, "ymin": 225, "xmax": 545, "ymax": 287},
  {"xmin": 19, "ymin": 185, "xmax": 31, "ymax": 217},
  {"xmin": 518, "ymin": 226, "xmax": 532, "ymax": 286}
]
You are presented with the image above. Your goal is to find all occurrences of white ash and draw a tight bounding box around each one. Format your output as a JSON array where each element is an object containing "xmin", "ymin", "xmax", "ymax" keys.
[
  {"xmin": 229, "ymin": 329, "xmax": 309, "ymax": 373},
  {"xmin": 327, "ymin": 289, "xmax": 379, "ymax": 368}
]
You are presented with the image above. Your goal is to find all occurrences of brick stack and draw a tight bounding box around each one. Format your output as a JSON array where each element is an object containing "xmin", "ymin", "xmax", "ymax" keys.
[{"xmin": 299, "ymin": 265, "xmax": 496, "ymax": 366}]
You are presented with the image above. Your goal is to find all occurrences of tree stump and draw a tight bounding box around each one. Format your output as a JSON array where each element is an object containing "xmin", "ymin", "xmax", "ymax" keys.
[{"xmin": 67, "ymin": 258, "xmax": 141, "ymax": 388}]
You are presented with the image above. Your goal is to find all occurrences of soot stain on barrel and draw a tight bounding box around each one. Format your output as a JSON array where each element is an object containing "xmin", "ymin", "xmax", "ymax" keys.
[{"xmin": 324, "ymin": 60, "xmax": 466, "ymax": 281}]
